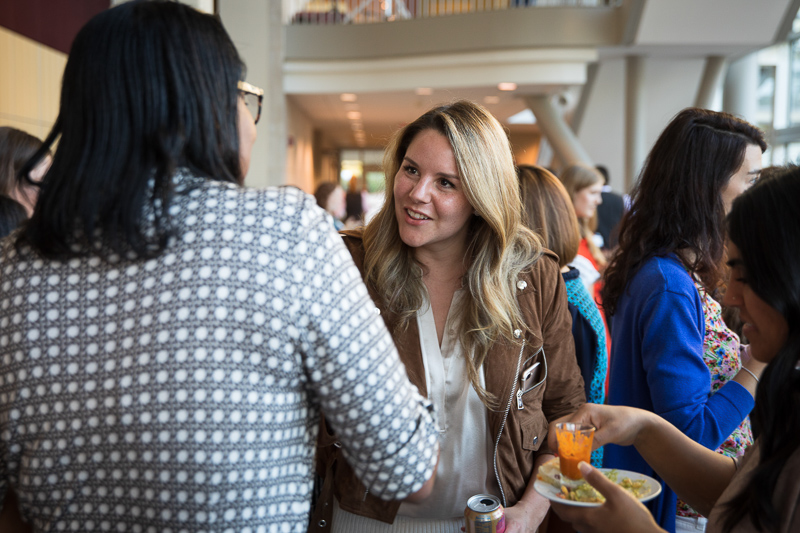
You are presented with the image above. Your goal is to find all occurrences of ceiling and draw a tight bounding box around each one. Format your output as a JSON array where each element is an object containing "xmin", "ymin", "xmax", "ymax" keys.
[
  {"xmin": 287, "ymin": 84, "xmax": 569, "ymax": 150},
  {"xmin": 281, "ymin": 0, "xmax": 797, "ymax": 152}
]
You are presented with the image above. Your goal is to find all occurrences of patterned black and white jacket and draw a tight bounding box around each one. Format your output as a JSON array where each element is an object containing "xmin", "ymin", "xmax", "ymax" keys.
[{"xmin": 0, "ymin": 175, "xmax": 438, "ymax": 533}]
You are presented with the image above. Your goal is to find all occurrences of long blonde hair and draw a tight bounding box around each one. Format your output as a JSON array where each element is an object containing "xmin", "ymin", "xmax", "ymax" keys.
[
  {"xmin": 363, "ymin": 100, "xmax": 543, "ymax": 408},
  {"xmin": 559, "ymin": 163, "xmax": 607, "ymax": 268}
]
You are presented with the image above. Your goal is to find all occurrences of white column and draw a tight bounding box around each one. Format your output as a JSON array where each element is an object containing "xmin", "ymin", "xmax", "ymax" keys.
[
  {"xmin": 523, "ymin": 94, "xmax": 592, "ymax": 168},
  {"xmin": 625, "ymin": 55, "xmax": 646, "ymax": 192},
  {"xmin": 219, "ymin": 0, "xmax": 287, "ymax": 188},
  {"xmin": 695, "ymin": 56, "xmax": 726, "ymax": 111},
  {"xmin": 723, "ymin": 52, "xmax": 759, "ymax": 125}
]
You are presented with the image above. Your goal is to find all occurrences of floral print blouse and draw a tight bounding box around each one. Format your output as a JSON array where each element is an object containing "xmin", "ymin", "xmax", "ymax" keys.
[{"xmin": 676, "ymin": 282, "xmax": 754, "ymax": 518}]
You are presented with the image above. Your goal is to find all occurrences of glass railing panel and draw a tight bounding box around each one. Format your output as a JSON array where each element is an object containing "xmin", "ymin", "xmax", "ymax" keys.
[{"xmin": 285, "ymin": 0, "xmax": 621, "ymax": 25}]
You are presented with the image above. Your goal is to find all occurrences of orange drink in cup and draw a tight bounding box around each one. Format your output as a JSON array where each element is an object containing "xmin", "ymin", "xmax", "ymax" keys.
[{"xmin": 555, "ymin": 423, "xmax": 595, "ymax": 480}]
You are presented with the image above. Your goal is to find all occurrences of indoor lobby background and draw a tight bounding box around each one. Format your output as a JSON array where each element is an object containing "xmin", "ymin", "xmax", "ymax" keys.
[{"xmin": 2, "ymin": 0, "xmax": 799, "ymax": 197}]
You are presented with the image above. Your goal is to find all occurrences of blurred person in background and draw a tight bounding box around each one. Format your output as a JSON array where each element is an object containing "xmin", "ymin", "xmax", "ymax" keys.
[
  {"xmin": 559, "ymin": 163, "xmax": 607, "ymax": 303},
  {"xmin": 314, "ymin": 181, "xmax": 347, "ymax": 230},
  {"xmin": 594, "ymin": 164, "xmax": 625, "ymax": 254},
  {"xmin": 0, "ymin": 127, "xmax": 51, "ymax": 235},
  {"xmin": 345, "ymin": 175, "xmax": 366, "ymax": 228}
]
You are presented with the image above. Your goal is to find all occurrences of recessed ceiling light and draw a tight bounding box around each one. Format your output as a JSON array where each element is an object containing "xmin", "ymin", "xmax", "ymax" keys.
[
  {"xmin": 498, "ymin": 82, "xmax": 517, "ymax": 91},
  {"xmin": 347, "ymin": 111, "xmax": 362, "ymax": 120},
  {"xmin": 340, "ymin": 93, "xmax": 357, "ymax": 102},
  {"xmin": 484, "ymin": 96, "xmax": 500, "ymax": 105},
  {"xmin": 415, "ymin": 87, "xmax": 433, "ymax": 96}
]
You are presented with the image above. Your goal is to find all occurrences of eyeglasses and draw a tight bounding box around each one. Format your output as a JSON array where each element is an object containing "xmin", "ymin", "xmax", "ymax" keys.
[{"xmin": 238, "ymin": 81, "xmax": 264, "ymax": 125}]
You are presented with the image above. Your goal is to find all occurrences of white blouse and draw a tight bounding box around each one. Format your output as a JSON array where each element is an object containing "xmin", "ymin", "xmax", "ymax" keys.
[
  {"xmin": 399, "ymin": 290, "xmax": 499, "ymax": 519},
  {"xmin": 333, "ymin": 290, "xmax": 499, "ymax": 533}
]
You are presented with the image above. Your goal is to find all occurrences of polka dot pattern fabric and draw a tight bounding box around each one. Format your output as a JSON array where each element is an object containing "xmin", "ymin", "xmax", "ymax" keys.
[{"xmin": 0, "ymin": 175, "xmax": 439, "ymax": 532}]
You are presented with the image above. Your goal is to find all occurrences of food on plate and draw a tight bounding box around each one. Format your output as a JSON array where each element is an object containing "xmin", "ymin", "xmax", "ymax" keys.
[{"xmin": 536, "ymin": 457, "xmax": 653, "ymax": 503}]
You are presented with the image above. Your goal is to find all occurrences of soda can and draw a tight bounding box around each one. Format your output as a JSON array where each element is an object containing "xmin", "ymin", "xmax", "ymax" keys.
[{"xmin": 464, "ymin": 493, "xmax": 506, "ymax": 533}]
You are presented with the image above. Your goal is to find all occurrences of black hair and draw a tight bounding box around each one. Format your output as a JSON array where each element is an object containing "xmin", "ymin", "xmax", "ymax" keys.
[
  {"xmin": 345, "ymin": 190, "xmax": 364, "ymax": 222},
  {"xmin": 594, "ymin": 164, "xmax": 609, "ymax": 185},
  {"xmin": 0, "ymin": 127, "xmax": 45, "ymax": 196},
  {"xmin": 721, "ymin": 165, "xmax": 800, "ymax": 532},
  {"xmin": 21, "ymin": 0, "xmax": 245, "ymax": 259},
  {"xmin": 602, "ymin": 108, "xmax": 766, "ymax": 315},
  {"xmin": 0, "ymin": 196, "xmax": 27, "ymax": 238}
]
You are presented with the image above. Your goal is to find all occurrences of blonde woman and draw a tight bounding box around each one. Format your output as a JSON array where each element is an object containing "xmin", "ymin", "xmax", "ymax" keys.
[
  {"xmin": 313, "ymin": 101, "xmax": 586, "ymax": 533},
  {"xmin": 559, "ymin": 163, "xmax": 607, "ymax": 300}
]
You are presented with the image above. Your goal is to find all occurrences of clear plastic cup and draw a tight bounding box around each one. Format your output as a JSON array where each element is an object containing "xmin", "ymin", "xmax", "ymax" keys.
[{"xmin": 555, "ymin": 422, "xmax": 595, "ymax": 480}]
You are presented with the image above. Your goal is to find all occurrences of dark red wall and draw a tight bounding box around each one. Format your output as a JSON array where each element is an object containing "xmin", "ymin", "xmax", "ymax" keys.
[{"xmin": 0, "ymin": 0, "xmax": 110, "ymax": 54}]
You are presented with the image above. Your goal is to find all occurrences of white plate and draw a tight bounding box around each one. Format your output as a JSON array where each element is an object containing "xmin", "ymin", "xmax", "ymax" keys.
[{"xmin": 534, "ymin": 469, "xmax": 662, "ymax": 507}]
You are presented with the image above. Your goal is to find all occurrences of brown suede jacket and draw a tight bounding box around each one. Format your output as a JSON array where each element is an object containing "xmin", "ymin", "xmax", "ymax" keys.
[{"xmin": 310, "ymin": 230, "xmax": 585, "ymax": 530}]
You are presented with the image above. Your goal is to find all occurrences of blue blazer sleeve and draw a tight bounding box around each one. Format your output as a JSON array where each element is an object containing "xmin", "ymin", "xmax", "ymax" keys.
[{"xmin": 637, "ymin": 272, "xmax": 753, "ymax": 450}]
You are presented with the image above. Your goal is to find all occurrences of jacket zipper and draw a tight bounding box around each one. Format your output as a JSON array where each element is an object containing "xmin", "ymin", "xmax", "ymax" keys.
[{"xmin": 493, "ymin": 338, "xmax": 525, "ymax": 508}]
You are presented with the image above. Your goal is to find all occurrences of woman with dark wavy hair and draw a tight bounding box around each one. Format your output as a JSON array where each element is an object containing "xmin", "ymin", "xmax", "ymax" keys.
[
  {"xmin": 546, "ymin": 164, "xmax": 800, "ymax": 533},
  {"xmin": 600, "ymin": 108, "xmax": 768, "ymax": 533}
]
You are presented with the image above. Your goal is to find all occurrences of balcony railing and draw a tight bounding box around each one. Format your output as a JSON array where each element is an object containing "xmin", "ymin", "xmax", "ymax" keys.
[{"xmin": 286, "ymin": 0, "xmax": 620, "ymax": 25}]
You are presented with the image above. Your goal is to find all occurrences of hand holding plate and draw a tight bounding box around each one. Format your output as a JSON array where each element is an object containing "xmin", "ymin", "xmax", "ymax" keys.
[{"xmin": 549, "ymin": 462, "xmax": 665, "ymax": 533}]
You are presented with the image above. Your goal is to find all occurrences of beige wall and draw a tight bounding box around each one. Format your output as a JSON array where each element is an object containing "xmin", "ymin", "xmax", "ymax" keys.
[
  {"xmin": 509, "ymin": 131, "xmax": 540, "ymax": 167},
  {"xmin": 285, "ymin": 96, "xmax": 341, "ymax": 193},
  {"xmin": 219, "ymin": 0, "xmax": 287, "ymax": 189},
  {"xmin": 0, "ymin": 26, "xmax": 66, "ymax": 140},
  {"xmin": 285, "ymin": 98, "xmax": 315, "ymax": 193}
]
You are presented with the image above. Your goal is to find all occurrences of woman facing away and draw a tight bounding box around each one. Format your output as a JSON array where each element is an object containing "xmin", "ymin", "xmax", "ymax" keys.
[
  {"xmin": 558, "ymin": 163, "xmax": 606, "ymax": 301},
  {"xmin": 600, "ymin": 108, "xmax": 768, "ymax": 533},
  {"xmin": 0, "ymin": 2, "xmax": 439, "ymax": 532},
  {"xmin": 550, "ymin": 164, "xmax": 800, "ymax": 533},
  {"xmin": 0, "ymin": 127, "xmax": 51, "ymax": 236},
  {"xmin": 518, "ymin": 164, "xmax": 607, "ymax": 467},
  {"xmin": 312, "ymin": 101, "xmax": 586, "ymax": 533}
]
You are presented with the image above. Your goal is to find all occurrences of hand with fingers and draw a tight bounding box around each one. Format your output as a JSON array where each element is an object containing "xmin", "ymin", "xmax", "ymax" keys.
[
  {"xmin": 550, "ymin": 462, "xmax": 666, "ymax": 533},
  {"xmin": 546, "ymin": 403, "xmax": 656, "ymax": 454}
]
